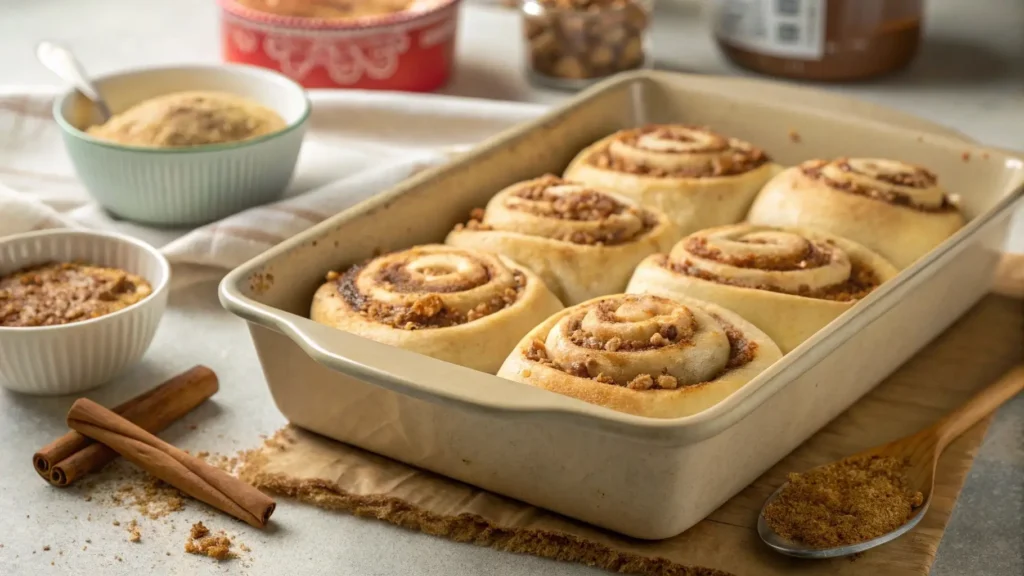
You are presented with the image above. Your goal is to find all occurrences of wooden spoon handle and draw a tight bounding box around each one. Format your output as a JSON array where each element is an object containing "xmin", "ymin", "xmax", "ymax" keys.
[{"xmin": 932, "ymin": 365, "xmax": 1024, "ymax": 453}]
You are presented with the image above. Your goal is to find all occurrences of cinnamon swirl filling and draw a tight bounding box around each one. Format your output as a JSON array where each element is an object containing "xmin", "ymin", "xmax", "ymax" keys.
[
  {"xmin": 525, "ymin": 294, "xmax": 757, "ymax": 390},
  {"xmin": 589, "ymin": 125, "xmax": 771, "ymax": 178},
  {"xmin": 333, "ymin": 247, "xmax": 526, "ymax": 330},
  {"xmin": 455, "ymin": 175, "xmax": 658, "ymax": 246},
  {"xmin": 800, "ymin": 158, "xmax": 957, "ymax": 212},
  {"xmin": 665, "ymin": 227, "xmax": 881, "ymax": 301}
]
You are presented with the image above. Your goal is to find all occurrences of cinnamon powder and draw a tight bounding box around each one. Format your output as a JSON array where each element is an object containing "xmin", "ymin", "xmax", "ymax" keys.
[{"xmin": 762, "ymin": 455, "xmax": 925, "ymax": 549}]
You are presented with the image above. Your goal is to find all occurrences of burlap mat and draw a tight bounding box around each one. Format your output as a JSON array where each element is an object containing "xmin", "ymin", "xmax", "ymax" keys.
[{"xmin": 238, "ymin": 294, "xmax": 1023, "ymax": 576}]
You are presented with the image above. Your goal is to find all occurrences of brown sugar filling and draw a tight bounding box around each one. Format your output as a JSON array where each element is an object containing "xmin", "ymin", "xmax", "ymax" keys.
[
  {"xmin": 665, "ymin": 255, "xmax": 880, "ymax": 302},
  {"xmin": 683, "ymin": 236, "xmax": 834, "ymax": 271},
  {"xmin": 762, "ymin": 455, "xmax": 925, "ymax": 549},
  {"xmin": 452, "ymin": 175, "xmax": 658, "ymax": 246},
  {"xmin": 524, "ymin": 311, "xmax": 758, "ymax": 391},
  {"xmin": 802, "ymin": 159, "xmax": 958, "ymax": 213},
  {"xmin": 335, "ymin": 262, "xmax": 525, "ymax": 330},
  {"xmin": 588, "ymin": 125, "xmax": 771, "ymax": 178},
  {"xmin": 0, "ymin": 262, "xmax": 152, "ymax": 327}
]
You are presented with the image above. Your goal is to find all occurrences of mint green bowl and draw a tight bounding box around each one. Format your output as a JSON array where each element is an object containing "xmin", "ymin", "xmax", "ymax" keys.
[{"xmin": 54, "ymin": 64, "xmax": 311, "ymax": 227}]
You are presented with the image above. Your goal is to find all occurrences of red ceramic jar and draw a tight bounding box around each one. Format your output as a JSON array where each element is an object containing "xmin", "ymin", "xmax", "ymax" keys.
[{"xmin": 218, "ymin": 0, "xmax": 462, "ymax": 92}]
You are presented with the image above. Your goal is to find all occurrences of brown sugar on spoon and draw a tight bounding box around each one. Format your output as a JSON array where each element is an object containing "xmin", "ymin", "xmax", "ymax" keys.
[{"xmin": 763, "ymin": 455, "xmax": 925, "ymax": 548}]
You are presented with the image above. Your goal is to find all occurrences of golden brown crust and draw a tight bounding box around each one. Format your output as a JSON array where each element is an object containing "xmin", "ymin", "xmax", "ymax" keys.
[
  {"xmin": 497, "ymin": 293, "xmax": 781, "ymax": 418},
  {"xmin": 0, "ymin": 262, "xmax": 152, "ymax": 327}
]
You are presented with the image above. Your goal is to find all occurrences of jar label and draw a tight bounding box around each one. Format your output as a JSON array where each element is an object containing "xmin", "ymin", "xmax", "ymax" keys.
[{"xmin": 712, "ymin": 0, "xmax": 826, "ymax": 60}]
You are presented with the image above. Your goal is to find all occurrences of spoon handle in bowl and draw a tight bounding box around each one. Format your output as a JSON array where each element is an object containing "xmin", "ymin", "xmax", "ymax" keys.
[{"xmin": 932, "ymin": 365, "xmax": 1024, "ymax": 453}]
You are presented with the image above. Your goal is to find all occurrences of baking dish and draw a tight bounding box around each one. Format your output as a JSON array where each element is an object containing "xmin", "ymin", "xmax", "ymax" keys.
[{"xmin": 220, "ymin": 71, "xmax": 1024, "ymax": 539}]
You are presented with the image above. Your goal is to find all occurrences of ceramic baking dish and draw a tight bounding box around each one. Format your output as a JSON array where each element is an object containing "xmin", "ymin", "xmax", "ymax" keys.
[{"xmin": 220, "ymin": 71, "xmax": 1024, "ymax": 539}]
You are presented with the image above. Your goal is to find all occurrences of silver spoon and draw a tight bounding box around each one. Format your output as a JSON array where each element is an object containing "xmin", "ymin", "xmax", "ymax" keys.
[
  {"xmin": 35, "ymin": 41, "xmax": 111, "ymax": 122},
  {"xmin": 758, "ymin": 364, "xmax": 1024, "ymax": 559}
]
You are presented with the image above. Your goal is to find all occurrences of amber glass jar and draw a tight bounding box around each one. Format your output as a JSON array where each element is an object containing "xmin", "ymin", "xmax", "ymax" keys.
[{"xmin": 712, "ymin": 0, "xmax": 923, "ymax": 81}]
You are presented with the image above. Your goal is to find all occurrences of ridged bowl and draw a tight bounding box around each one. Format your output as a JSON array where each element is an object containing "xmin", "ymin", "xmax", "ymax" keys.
[
  {"xmin": 54, "ymin": 64, "xmax": 311, "ymax": 227},
  {"xmin": 0, "ymin": 230, "xmax": 171, "ymax": 396}
]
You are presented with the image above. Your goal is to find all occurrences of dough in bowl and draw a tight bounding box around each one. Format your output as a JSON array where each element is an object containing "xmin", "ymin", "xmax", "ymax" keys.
[
  {"xmin": 626, "ymin": 224, "xmax": 899, "ymax": 353},
  {"xmin": 746, "ymin": 158, "xmax": 966, "ymax": 269},
  {"xmin": 498, "ymin": 293, "xmax": 782, "ymax": 418},
  {"xmin": 445, "ymin": 174, "xmax": 679, "ymax": 305},
  {"xmin": 563, "ymin": 124, "xmax": 780, "ymax": 235},
  {"xmin": 310, "ymin": 244, "xmax": 563, "ymax": 374}
]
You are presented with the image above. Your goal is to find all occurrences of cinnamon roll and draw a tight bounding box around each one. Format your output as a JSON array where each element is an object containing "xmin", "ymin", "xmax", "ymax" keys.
[
  {"xmin": 497, "ymin": 293, "xmax": 781, "ymax": 418},
  {"xmin": 563, "ymin": 125, "xmax": 780, "ymax": 234},
  {"xmin": 626, "ymin": 224, "xmax": 899, "ymax": 353},
  {"xmin": 445, "ymin": 175, "xmax": 679, "ymax": 305},
  {"xmin": 310, "ymin": 245, "xmax": 564, "ymax": 374},
  {"xmin": 746, "ymin": 158, "xmax": 966, "ymax": 269}
]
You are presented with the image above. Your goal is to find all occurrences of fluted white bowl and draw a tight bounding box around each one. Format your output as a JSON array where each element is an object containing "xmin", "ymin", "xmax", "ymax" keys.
[
  {"xmin": 0, "ymin": 230, "xmax": 170, "ymax": 396},
  {"xmin": 54, "ymin": 64, "xmax": 310, "ymax": 226}
]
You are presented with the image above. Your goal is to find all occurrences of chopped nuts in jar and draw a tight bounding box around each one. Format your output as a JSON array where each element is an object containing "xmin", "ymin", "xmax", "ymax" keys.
[{"xmin": 521, "ymin": 0, "xmax": 652, "ymax": 87}]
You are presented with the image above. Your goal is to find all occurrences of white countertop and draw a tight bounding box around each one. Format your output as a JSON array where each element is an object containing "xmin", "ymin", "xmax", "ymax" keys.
[{"xmin": 0, "ymin": 1, "xmax": 1021, "ymax": 575}]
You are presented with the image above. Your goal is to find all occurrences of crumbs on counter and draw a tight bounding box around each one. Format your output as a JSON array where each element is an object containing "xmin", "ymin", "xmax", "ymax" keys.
[
  {"xmin": 127, "ymin": 519, "xmax": 141, "ymax": 543},
  {"xmin": 185, "ymin": 522, "xmax": 235, "ymax": 561}
]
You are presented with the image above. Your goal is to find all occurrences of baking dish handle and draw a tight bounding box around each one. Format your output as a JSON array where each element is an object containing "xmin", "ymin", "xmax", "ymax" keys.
[{"xmin": 230, "ymin": 299, "xmax": 618, "ymax": 421}]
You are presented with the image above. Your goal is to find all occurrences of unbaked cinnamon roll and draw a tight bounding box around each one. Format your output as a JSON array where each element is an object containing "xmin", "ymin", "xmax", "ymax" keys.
[
  {"xmin": 746, "ymin": 158, "xmax": 966, "ymax": 269},
  {"xmin": 626, "ymin": 224, "xmax": 899, "ymax": 353},
  {"xmin": 310, "ymin": 245, "xmax": 563, "ymax": 373},
  {"xmin": 563, "ymin": 124, "xmax": 779, "ymax": 234},
  {"xmin": 497, "ymin": 293, "xmax": 781, "ymax": 418},
  {"xmin": 445, "ymin": 175, "xmax": 679, "ymax": 305}
]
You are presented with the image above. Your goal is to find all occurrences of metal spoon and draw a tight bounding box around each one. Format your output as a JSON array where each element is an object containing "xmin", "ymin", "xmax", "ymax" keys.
[
  {"xmin": 759, "ymin": 364, "xmax": 1024, "ymax": 559},
  {"xmin": 35, "ymin": 41, "xmax": 111, "ymax": 122}
]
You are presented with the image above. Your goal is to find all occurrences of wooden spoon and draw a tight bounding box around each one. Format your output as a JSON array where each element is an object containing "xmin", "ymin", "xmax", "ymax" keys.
[{"xmin": 758, "ymin": 364, "xmax": 1024, "ymax": 558}]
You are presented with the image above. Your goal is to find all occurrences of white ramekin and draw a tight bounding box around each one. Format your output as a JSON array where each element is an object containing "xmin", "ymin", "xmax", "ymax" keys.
[
  {"xmin": 0, "ymin": 230, "xmax": 171, "ymax": 396},
  {"xmin": 53, "ymin": 64, "xmax": 311, "ymax": 227}
]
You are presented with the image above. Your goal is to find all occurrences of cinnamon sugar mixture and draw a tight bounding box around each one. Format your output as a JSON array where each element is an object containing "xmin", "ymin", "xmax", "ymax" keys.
[
  {"xmin": 802, "ymin": 159, "xmax": 956, "ymax": 212},
  {"xmin": 763, "ymin": 455, "xmax": 925, "ymax": 549},
  {"xmin": 590, "ymin": 125, "xmax": 770, "ymax": 177},
  {"xmin": 334, "ymin": 265, "xmax": 525, "ymax": 330},
  {"xmin": 666, "ymin": 254, "xmax": 880, "ymax": 302},
  {"xmin": 0, "ymin": 262, "xmax": 152, "ymax": 327},
  {"xmin": 454, "ymin": 175, "xmax": 657, "ymax": 246}
]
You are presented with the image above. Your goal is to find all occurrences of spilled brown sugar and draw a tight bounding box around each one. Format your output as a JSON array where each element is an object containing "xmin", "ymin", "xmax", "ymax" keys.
[
  {"xmin": 184, "ymin": 522, "xmax": 235, "ymax": 561},
  {"xmin": 763, "ymin": 455, "xmax": 925, "ymax": 549}
]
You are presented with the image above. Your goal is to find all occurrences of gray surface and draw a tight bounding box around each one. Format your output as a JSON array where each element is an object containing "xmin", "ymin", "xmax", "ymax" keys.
[{"xmin": 0, "ymin": 1, "xmax": 1022, "ymax": 575}]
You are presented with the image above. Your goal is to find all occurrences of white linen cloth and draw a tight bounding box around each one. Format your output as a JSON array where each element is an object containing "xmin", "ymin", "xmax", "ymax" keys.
[{"xmin": 0, "ymin": 87, "xmax": 547, "ymax": 287}]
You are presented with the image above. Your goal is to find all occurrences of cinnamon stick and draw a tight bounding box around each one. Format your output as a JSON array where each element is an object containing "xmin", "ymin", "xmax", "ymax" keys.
[
  {"xmin": 33, "ymin": 366, "xmax": 218, "ymax": 487},
  {"xmin": 67, "ymin": 398, "xmax": 275, "ymax": 528}
]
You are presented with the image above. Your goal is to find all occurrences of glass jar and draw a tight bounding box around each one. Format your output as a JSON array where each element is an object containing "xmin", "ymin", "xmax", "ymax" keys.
[
  {"xmin": 520, "ymin": 0, "xmax": 654, "ymax": 91},
  {"xmin": 711, "ymin": 0, "xmax": 924, "ymax": 82}
]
